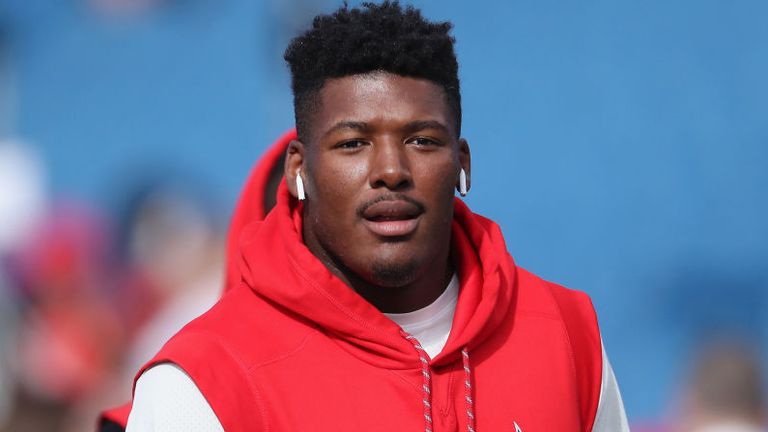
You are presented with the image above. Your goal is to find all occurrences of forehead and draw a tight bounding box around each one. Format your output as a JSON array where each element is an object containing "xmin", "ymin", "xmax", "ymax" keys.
[{"xmin": 311, "ymin": 73, "xmax": 455, "ymax": 140}]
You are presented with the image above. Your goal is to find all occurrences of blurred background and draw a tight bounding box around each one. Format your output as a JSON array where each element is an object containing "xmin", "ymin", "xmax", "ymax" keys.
[{"xmin": 0, "ymin": 0, "xmax": 766, "ymax": 430}]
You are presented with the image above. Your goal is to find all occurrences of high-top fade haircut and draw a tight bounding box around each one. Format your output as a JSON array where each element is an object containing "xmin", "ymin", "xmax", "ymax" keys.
[{"xmin": 284, "ymin": 1, "xmax": 461, "ymax": 142}]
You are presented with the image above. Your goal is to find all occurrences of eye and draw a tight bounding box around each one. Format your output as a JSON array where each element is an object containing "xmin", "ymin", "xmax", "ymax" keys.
[
  {"xmin": 408, "ymin": 137, "xmax": 441, "ymax": 147},
  {"xmin": 337, "ymin": 140, "xmax": 368, "ymax": 150}
]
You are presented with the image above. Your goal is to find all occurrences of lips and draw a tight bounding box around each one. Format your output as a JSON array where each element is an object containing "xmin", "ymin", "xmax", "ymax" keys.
[{"xmin": 360, "ymin": 199, "xmax": 423, "ymax": 238}]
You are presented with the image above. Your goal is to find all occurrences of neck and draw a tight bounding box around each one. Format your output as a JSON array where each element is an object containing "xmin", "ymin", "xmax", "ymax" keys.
[
  {"xmin": 302, "ymin": 230, "xmax": 454, "ymax": 314},
  {"xmin": 344, "ymin": 258, "xmax": 455, "ymax": 313}
]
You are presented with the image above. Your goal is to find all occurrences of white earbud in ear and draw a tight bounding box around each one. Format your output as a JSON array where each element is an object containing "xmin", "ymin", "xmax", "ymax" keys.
[
  {"xmin": 459, "ymin": 168, "xmax": 468, "ymax": 196},
  {"xmin": 296, "ymin": 170, "xmax": 306, "ymax": 201}
]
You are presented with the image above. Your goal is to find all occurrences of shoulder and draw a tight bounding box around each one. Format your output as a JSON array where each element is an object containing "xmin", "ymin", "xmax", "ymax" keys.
[
  {"xmin": 160, "ymin": 282, "xmax": 315, "ymax": 368},
  {"xmin": 513, "ymin": 268, "xmax": 602, "ymax": 379},
  {"xmin": 127, "ymin": 364, "xmax": 223, "ymax": 432},
  {"xmin": 592, "ymin": 346, "xmax": 630, "ymax": 431},
  {"xmin": 514, "ymin": 267, "xmax": 600, "ymax": 337},
  {"xmin": 133, "ymin": 323, "xmax": 268, "ymax": 432},
  {"xmin": 514, "ymin": 267, "xmax": 604, "ymax": 431},
  {"xmin": 131, "ymin": 284, "xmax": 311, "ymax": 431}
]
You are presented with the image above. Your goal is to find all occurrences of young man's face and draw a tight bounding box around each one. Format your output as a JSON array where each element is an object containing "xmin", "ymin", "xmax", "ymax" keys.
[{"xmin": 288, "ymin": 72, "xmax": 470, "ymax": 289}]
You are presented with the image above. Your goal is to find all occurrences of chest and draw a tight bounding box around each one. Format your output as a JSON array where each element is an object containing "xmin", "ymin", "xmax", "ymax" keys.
[{"xmin": 242, "ymin": 319, "xmax": 585, "ymax": 432}]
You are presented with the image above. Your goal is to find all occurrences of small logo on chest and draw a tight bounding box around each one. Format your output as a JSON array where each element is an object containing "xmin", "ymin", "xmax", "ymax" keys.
[{"xmin": 514, "ymin": 421, "xmax": 522, "ymax": 432}]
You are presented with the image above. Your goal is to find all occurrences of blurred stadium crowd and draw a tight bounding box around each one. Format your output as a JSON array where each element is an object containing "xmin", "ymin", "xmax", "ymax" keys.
[
  {"xmin": 0, "ymin": 1, "xmax": 299, "ymax": 429},
  {"xmin": 0, "ymin": 137, "xmax": 226, "ymax": 431}
]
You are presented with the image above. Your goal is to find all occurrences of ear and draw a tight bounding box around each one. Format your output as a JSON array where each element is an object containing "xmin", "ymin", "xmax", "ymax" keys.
[
  {"xmin": 284, "ymin": 139, "xmax": 306, "ymax": 199},
  {"xmin": 457, "ymin": 138, "xmax": 471, "ymax": 193}
]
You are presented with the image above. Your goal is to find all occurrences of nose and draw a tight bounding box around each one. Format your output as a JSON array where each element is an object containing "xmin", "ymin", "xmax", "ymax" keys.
[{"xmin": 369, "ymin": 139, "xmax": 412, "ymax": 191}]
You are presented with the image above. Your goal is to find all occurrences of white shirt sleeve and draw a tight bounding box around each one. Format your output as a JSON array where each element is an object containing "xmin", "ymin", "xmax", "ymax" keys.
[
  {"xmin": 592, "ymin": 342, "xmax": 630, "ymax": 432},
  {"xmin": 126, "ymin": 363, "xmax": 224, "ymax": 432}
]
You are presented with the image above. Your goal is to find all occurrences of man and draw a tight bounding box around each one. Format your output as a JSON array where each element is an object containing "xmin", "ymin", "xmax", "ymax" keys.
[{"xmin": 126, "ymin": 2, "xmax": 629, "ymax": 431}]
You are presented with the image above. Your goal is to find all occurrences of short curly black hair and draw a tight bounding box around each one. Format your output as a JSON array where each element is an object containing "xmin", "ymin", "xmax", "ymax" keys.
[{"xmin": 284, "ymin": 1, "xmax": 461, "ymax": 141}]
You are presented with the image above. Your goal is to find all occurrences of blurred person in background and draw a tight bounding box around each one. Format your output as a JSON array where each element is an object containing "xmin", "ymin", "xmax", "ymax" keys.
[
  {"xmin": 2, "ymin": 202, "xmax": 122, "ymax": 432},
  {"xmin": 24, "ymin": 173, "xmax": 230, "ymax": 432},
  {"xmin": 633, "ymin": 340, "xmax": 768, "ymax": 432},
  {"xmin": 0, "ymin": 136, "xmax": 48, "ymax": 430},
  {"xmin": 0, "ymin": 141, "xmax": 228, "ymax": 432},
  {"xmin": 98, "ymin": 130, "xmax": 291, "ymax": 431},
  {"xmin": 674, "ymin": 341, "xmax": 766, "ymax": 432},
  {"xmin": 111, "ymin": 177, "xmax": 225, "ymax": 385}
]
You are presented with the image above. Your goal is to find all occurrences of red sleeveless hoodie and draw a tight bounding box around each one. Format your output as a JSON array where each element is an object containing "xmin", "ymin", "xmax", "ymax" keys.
[{"xmin": 132, "ymin": 172, "xmax": 604, "ymax": 430}]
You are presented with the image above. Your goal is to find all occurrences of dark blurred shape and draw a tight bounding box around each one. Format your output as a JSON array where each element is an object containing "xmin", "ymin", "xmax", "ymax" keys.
[{"xmin": 99, "ymin": 419, "xmax": 125, "ymax": 432}]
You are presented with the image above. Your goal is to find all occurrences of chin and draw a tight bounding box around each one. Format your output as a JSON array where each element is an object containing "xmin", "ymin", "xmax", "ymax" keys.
[{"xmin": 368, "ymin": 258, "xmax": 421, "ymax": 288}]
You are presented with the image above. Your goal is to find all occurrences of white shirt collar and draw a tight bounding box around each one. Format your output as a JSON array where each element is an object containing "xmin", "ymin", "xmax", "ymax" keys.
[{"xmin": 384, "ymin": 273, "xmax": 459, "ymax": 358}]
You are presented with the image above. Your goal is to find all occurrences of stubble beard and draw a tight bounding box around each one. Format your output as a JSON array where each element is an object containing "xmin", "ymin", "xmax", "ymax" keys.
[{"xmin": 370, "ymin": 257, "xmax": 420, "ymax": 288}]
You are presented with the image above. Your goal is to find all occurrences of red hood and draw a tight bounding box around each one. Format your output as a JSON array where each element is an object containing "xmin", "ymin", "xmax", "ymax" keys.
[
  {"xmin": 223, "ymin": 129, "xmax": 295, "ymax": 293},
  {"xmin": 237, "ymin": 181, "xmax": 518, "ymax": 368}
]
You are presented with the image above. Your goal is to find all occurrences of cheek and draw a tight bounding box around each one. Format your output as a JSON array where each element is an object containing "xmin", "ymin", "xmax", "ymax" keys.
[
  {"xmin": 416, "ymin": 157, "xmax": 459, "ymax": 194},
  {"xmin": 309, "ymin": 156, "xmax": 368, "ymax": 202},
  {"xmin": 415, "ymin": 158, "xmax": 459, "ymax": 223},
  {"xmin": 306, "ymin": 157, "xmax": 370, "ymax": 238}
]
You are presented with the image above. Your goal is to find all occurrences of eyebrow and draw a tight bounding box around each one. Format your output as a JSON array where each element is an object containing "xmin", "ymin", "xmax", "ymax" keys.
[
  {"xmin": 322, "ymin": 119, "xmax": 450, "ymax": 138},
  {"xmin": 322, "ymin": 121, "xmax": 371, "ymax": 138},
  {"xmin": 402, "ymin": 120, "xmax": 450, "ymax": 134}
]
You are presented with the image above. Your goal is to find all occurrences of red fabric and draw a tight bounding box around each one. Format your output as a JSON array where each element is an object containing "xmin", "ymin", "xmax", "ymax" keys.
[
  {"xmin": 96, "ymin": 130, "xmax": 294, "ymax": 430},
  {"xmin": 98, "ymin": 403, "xmax": 131, "ymax": 429},
  {"xmin": 550, "ymin": 280, "xmax": 604, "ymax": 429},
  {"xmin": 136, "ymin": 179, "xmax": 604, "ymax": 431},
  {"xmin": 223, "ymin": 129, "xmax": 296, "ymax": 293}
]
